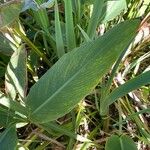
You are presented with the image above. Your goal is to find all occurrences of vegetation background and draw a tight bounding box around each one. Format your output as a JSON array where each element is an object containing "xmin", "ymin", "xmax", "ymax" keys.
[{"xmin": 0, "ymin": 0, "xmax": 150, "ymax": 149}]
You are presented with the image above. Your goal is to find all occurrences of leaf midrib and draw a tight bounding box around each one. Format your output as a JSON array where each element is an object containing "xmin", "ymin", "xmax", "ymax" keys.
[{"xmin": 30, "ymin": 38, "xmax": 111, "ymax": 115}]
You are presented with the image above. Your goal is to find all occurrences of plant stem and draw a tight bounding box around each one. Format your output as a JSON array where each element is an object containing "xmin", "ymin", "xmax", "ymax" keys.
[{"xmin": 14, "ymin": 28, "xmax": 51, "ymax": 67}]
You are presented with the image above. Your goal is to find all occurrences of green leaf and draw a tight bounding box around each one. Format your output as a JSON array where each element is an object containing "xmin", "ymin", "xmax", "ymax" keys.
[
  {"xmin": 0, "ymin": 106, "xmax": 22, "ymax": 127},
  {"xmin": 64, "ymin": 0, "xmax": 76, "ymax": 51},
  {"xmin": 5, "ymin": 45, "xmax": 27, "ymax": 100},
  {"xmin": 0, "ymin": 125, "xmax": 18, "ymax": 150},
  {"xmin": 87, "ymin": 0, "xmax": 104, "ymax": 38},
  {"xmin": 105, "ymin": 134, "xmax": 137, "ymax": 150},
  {"xmin": 0, "ymin": 107, "xmax": 14, "ymax": 127},
  {"xmin": 102, "ymin": 0, "xmax": 127, "ymax": 23},
  {"xmin": 0, "ymin": 1, "xmax": 23, "ymax": 29},
  {"xmin": 0, "ymin": 33, "xmax": 13, "ymax": 56},
  {"xmin": 0, "ymin": 91, "xmax": 27, "ymax": 116},
  {"xmin": 77, "ymin": 25, "xmax": 91, "ymax": 42},
  {"xmin": 40, "ymin": 122, "xmax": 91, "ymax": 142},
  {"xmin": 100, "ymin": 70, "xmax": 150, "ymax": 115},
  {"xmin": 26, "ymin": 19, "xmax": 140, "ymax": 123},
  {"xmin": 31, "ymin": 0, "xmax": 56, "ymax": 53},
  {"xmin": 0, "ymin": 67, "xmax": 5, "ymax": 78},
  {"xmin": 55, "ymin": 0, "xmax": 65, "ymax": 58}
]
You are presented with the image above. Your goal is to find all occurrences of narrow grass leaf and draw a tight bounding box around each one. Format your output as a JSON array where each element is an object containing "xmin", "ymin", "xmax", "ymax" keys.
[
  {"xmin": 0, "ymin": 125, "xmax": 18, "ymax": 150},
  {"xmin": 14, "ymin": 28, "xmax": 51, "ymax": 66},
  {"xmin": 64, "ymin": 0, "xmax": 76, "ymax": 51},
  {"xmin": 26, "ymin": 19, "xmax": 140, "ymax": 123},
  {"xmin": 40, "ymin": 122, "xmax": 91, "ymax": 142},
  {"xmin": 105, "ymin": 134, "xmax": 137, "ymax": 150},
  {"xmin": 114, "ymin": 108, "xmax": 150, "ymax": 126},
  {"xmin": 87, "ymin": 0, "xmax": 104, "ymax": 38},
  {"xmin": 32, "ymin": 1, "xmax": 56, "ymax": 52},
  {"xmin": 101, "ymin": 70, "xmax": 150, "ymax": 115},
  {"xmin": 77, "ymin": 25, "xmax": 91, "ymax": 42},
  {"xmin": 55, "ymin": 0, "xmax": 65, "ymax": 58}
]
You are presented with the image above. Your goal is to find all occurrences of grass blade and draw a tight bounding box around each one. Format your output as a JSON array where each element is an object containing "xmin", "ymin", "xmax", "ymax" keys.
[
  {"xmin": 100, "ymin": 70, "xmax": 150, "ymax": 115},
  {"xmin": 77, "ymin": 25, "xmax": 91, "ymax": 42},
  {"xmin": 87, "ymin": 0, "xmax": 104, "ymax": 39},
  {"xmin": 14, "ymin": 28, "xmax": 51, "ymax": 66},
  {"xmin": 39, "ymin": 122, "xmax": 91, "ymax": 142},
  {"xmin": 33, "ymin": 0, "xmax": 56, "ymax": 51},
  {"xmin": 64, "ymin": 0, "xmax": 76, "ymax": 51},
  {"xmin": 55, "ymin": 0, "xmax": 65, "ymax": 58}
]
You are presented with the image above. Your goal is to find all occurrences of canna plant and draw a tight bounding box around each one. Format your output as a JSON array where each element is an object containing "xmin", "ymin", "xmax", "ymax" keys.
[{"xmin": 0, "ymin": 0, "xmax": 150, "ymax": 149}]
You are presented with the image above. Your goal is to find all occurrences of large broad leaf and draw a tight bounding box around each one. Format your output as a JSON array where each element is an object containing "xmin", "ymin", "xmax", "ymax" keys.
[
  {"xmin": 101, "ymin": 0, "xmax": 127, "ymax": 23},
  {"xmin": 0, "ymin": 0, "xmax": 23, "ymax": 29},
  {"xmin": 100, "ymin": 70, "xmax": 150, "ymax": 115},
  {"xmin": 105, "ymin": 134, "xmax": 137, "ymax": 150},
  {"xmin": 26, "ymin": 19, "xmax": 140, "ymax": 123},
  {"xmin": 0, "ymin": 125, "xmax": 18, "ymax": 150},
  {"xmin": 5, "ymin": 45, "xmax": 27, "ymax": 100}
]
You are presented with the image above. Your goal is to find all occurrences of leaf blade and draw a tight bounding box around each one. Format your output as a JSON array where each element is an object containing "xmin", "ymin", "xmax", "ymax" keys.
[
  {"xmin": 55, "ymin": 0, "xmax": 65, "ymax": 58},
  {"xmin": 105, "ymin": 134, "xmax": 137, "ymax": 150},
  {"xmin": 5, "ymin": 45, "xmax": 27, "ymax": 100},
  {"xmin": 0, "ymin": 1, "xmax": 23, "ymax": 29},
  {"xmin": 100, "ymin": 70, "xmax": 150, "ymax": 115},
  {"xmin": 0, "ymin": 125, "xmax": 18, "ymax": 150},
  {"xmin": 87, "ymin": 0, "xmax": 104, "ymax": 38},
  {"xmin": 64, "ymin": 0, "xmax": 76, "ymax": 51},
  {"xmin": 26, "ymin": 19, "xmax": 140, "ymax": 123}
]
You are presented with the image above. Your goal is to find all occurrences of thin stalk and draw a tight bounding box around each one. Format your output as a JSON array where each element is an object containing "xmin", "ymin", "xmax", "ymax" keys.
[
  {"xmin": 42, "ymin": 33, "xmax": 50, "ymax": 56},
  {"xmin": 14, "ymin": 28, "xmax": 51, "ymax": 66},
  {"xmin": 118, "ymin": 101, "xmax": 122, "ymax": 135}
]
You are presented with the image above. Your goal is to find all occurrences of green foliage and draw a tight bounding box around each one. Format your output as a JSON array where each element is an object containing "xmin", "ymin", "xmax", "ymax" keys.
[
  {"xmin": 0, "ymin": 125, "xmax": 18, "ymax": 150},
  {"xmin": 55, "ymin": 0, "xmax": 65, "ymax": 58},
  {"xmin": 0, "ymin": 1, "xmax": 23, "ymax": 28},
  {"xmin": 101, "ymin": 70, "xmax": 150, "ymax": 115},
  {"xmin": 26, "ymin": 19, "xmax": 140, "ymax": 123},
  {"xmin": 0, "ymin": 0, "xmax": 149, "ymax": 149},
  {"xmin": 0, "ymin": 33, "xmax": 13, "ymax": 55},
  {"xmin": 105, "ymin": 134, "xmax": 137, "ymax": 150},
  {"xmin": 5, "ymin": 45, "xmax": 27, "ymax": 100},
  {"xmin": 101, "ymin": 0, "xmax": 127, "ymax": 23},
  {"xmin": 64, "ymin": 0, "xmax": 76, "ymax": 51}
]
